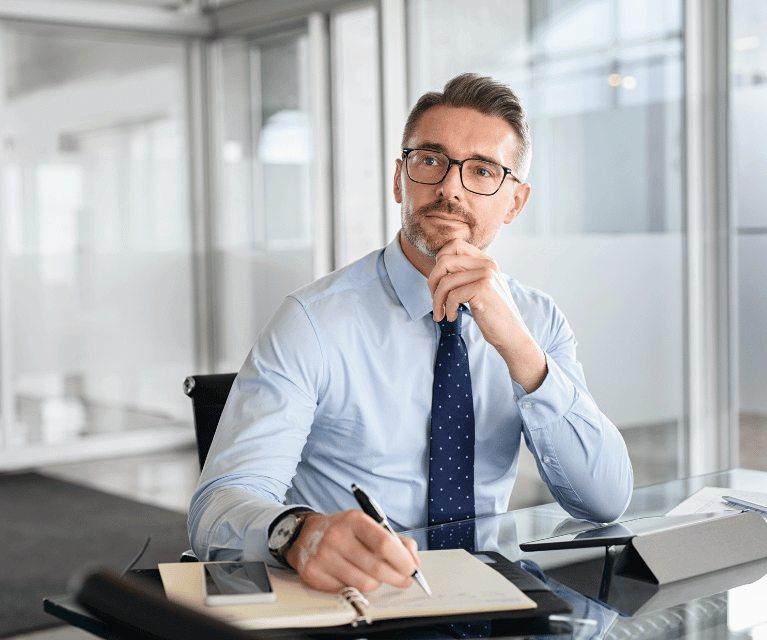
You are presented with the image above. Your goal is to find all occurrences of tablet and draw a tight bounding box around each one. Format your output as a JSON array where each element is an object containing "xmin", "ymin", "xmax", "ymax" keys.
[{"xmin": 519, "ymin": 513, "xmax": 721, "ymax": 551}]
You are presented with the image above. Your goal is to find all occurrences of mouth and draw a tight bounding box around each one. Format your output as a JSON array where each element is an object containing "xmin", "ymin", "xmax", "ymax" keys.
[
  {"xmin": 426, "ymin": 214, "xmax": 468, "ymax": 225},
  {"xmin": 420, "ymin": 202, "xmax": 473, "ymax": 225}
]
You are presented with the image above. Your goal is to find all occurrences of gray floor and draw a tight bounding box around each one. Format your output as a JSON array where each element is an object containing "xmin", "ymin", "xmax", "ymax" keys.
[{"xmin": 13, "ymin": 415, "xmax": 767, "ymax": 640}]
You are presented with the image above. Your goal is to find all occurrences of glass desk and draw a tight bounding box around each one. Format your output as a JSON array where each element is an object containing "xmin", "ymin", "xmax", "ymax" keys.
[{"xmin": 45, "ymin": 468, "xmax": 767, "ymax": 639}]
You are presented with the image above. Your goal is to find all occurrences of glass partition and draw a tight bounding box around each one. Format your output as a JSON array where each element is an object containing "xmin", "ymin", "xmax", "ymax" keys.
[
  {"xmin": 407, "ymin": 0, "xmax": 686, "ymax": 498},
  {"xmin": 0, "ymin": 23, "xmax": 193, "ymax": 457},
  {"xmin": 213, "ymin": 31, "xmax": 317, "ymax": 374},
  {"xmin": 731, "ymin": 1, "xmax": 767, "ymax": 472},
  {"xmin": 331, "ymin": 3, "xmax": 384, "ymax": 265},
  {"xmin": 212, "ymin": 4, "xmax": 384, "ymax": 374}
]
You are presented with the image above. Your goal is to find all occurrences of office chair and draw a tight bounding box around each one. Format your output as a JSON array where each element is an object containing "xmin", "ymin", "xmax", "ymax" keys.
[
  {"xmin": 183, "ymin": 372, "xmax": 237, "ymax": 469},
  {"xmin": 180, "ymin": 372, "xmax": 237, "ymax": 563}
]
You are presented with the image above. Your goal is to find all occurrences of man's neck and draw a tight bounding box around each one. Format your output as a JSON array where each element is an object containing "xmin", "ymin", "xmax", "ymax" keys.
[{"xmin": 398, "ymin": 231, "xmax": 436, "ymax": 278}]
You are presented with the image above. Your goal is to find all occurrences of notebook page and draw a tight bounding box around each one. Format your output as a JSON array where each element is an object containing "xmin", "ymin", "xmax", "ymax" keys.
[{"xmin": 367, "ymin": 549, "xmax": 537, "ymax": 621}]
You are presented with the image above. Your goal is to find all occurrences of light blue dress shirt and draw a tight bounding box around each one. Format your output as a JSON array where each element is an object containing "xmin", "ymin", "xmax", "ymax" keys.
[{"xmin": 188, "ymin": 234, "xmax": 633, "ymax": 562}]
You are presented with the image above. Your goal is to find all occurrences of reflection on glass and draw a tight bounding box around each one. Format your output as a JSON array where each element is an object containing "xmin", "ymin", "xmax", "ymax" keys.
[
  {"xmin": 0, "ymin": 23, "xmax": 192, "ymax": 448},
  {"xmin": 407, "ymin": 0, "xmax": 685, "ymax": 490},
  {"xmin": 732, "ymin": 0, "xmax": 767, "ymax": 471},
  {"xmin": 332, "ymin": 4, "xmax": 384, "ymax": 266},
  {"xmin": 213, "ymin": 33, "xmax": 315, "ymax": 373}
]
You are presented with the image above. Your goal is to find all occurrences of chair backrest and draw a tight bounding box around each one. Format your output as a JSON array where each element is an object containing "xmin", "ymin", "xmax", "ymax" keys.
[{"xmin": 183, "ymin": 373, "xmax": 237, "ymax": 470}]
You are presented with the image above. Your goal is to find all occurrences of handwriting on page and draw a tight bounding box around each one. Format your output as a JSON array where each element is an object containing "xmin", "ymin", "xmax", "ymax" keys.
[{"xmin": 373, "ymin": 587, "xmax": 527, "ymax": 610}]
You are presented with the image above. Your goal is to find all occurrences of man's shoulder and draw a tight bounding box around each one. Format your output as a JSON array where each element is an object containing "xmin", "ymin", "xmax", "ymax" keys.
[
  {"xmin": 289, "ymin": 248, "xmax": 388, "ymax": 309},
  {"xmin": 505, "ymin": 274, "xmax": 556, "ymax": 306}
]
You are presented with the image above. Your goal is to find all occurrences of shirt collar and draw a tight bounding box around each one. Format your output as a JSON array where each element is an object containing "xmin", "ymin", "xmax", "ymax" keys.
[{"xmin": 384, "ymin": 232, "xmax": 434, "ymax": 321}]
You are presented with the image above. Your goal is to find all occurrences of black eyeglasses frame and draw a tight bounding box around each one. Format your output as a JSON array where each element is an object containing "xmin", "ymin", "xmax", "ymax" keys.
[{"xmin": 401, "ymin": 148, "xmax": 521, "ymax": 196}]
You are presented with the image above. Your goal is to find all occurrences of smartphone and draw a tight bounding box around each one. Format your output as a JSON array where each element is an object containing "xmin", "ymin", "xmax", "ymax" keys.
[{"xmin": 203, "ymin": 562, "xmax": 276, "ymax": 606}]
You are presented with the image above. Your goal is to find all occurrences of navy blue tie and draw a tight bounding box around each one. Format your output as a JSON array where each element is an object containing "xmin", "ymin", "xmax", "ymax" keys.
[{"xmin": 428, "ymin": 307, "xmax": 476, "ymax": 551}]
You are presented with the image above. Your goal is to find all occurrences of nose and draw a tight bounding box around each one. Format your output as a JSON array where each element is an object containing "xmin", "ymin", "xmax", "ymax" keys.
[{"xmin": 439, "ymin": 162, "xmax": 464, "ymax": 199}]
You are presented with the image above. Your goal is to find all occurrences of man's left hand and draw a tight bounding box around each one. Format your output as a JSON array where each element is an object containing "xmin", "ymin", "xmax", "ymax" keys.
[{"xmin": 427, "ymin": 239, "xmax": 547, "ymax": 393}]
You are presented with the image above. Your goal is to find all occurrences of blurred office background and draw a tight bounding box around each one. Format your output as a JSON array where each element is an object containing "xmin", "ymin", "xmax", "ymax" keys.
[{"xmin": 0, "ymin": 0, "xmax": 765, "ymax": 508}]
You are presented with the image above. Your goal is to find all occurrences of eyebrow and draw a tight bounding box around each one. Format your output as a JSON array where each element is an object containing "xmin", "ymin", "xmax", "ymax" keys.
[{"xmin": 416, "ymin": 141, "xmax": 504, "ymax": 166}]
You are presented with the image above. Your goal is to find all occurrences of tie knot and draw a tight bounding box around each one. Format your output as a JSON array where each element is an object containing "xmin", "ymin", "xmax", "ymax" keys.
[{"xmin": 438, "ymin": 309, "xmax": 463, "ymax": 337}]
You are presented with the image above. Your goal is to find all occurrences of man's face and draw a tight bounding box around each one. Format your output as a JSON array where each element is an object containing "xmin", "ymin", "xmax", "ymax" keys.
[{"xmin": 394, "ymin": 105, "xmax": 529, "ymax": 261}]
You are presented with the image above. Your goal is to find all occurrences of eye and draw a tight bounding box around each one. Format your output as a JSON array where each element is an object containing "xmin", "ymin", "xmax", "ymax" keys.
[{"xmin": 470, "ymin": 161, "xmax": 500, "ymax": 180}]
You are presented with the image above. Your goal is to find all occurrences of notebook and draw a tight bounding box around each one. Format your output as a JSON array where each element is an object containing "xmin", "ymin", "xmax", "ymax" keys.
[{"xmin": 159, "ymin": 549, "xmax": 569, "ymax": 633}]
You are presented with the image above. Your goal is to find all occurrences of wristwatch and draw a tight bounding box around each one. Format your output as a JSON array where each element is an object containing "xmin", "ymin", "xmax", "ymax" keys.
[{"xmin": 268, "ymin": 510, "xmax": 313, "ymax": 569}]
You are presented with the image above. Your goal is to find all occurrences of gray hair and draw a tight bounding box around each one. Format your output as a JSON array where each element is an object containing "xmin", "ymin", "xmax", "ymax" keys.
[{"xmin": 402, "ymin": 73, "xmax": 532, "ymax": 181}]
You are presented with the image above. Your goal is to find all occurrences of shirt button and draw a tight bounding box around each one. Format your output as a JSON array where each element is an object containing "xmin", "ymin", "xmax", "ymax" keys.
[
  {"xmin": 521, "ymin": 402, "xmax": 532, "ymax": 409},
  {"xmin": 513, "ymin": 394, "xmax": 519, "ymax": 402},
  {"xmin": 543, "ymin": 456, "xmax": 552, "ymax": 464}
]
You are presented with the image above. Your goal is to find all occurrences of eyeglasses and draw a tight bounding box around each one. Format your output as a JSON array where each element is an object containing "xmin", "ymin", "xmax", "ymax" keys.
[{"xmin": 402, "ymin": 148, "xmax": 521, "ymax": 196}]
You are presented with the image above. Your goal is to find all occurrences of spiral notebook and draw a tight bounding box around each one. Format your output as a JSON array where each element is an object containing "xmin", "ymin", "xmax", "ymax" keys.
[{"xmin": 159, "ymin": 549, "xmax": 566, "ymax": 633}]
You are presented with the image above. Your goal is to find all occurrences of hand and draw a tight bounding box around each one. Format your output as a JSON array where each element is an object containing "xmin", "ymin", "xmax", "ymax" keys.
[
  {"xmin": 427, "ymin": 239, "xmax": 547, "ymax": 392},
  {"xmin": 285, "ymin": 510, "xmax": 421, "ymax": 593}
]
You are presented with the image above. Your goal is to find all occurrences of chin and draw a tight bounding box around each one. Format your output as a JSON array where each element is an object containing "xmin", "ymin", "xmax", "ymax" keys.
[{"xmin": 403, "ymin": 215, "xmax": 480, "ymax": 257}]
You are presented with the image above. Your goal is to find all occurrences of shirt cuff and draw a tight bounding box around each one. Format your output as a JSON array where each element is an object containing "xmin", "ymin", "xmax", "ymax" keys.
[{"xmin": 510, "ymin": 352, "xmax": 575, "ymax": 429}]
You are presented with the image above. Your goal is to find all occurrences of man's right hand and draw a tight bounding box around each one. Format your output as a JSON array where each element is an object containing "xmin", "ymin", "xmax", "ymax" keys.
[{"xmin": 284, "ymin": 510, "xmax": 421, "ymax": 593}]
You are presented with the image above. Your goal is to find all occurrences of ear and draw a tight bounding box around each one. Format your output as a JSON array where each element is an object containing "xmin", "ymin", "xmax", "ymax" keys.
[
  {"xmin": 504, "ymin": 182, "xmax": 531, "ymax": 224},
  {"xmin": 393, "ymin": 158, "xmax": 403, "ymax": 204}
]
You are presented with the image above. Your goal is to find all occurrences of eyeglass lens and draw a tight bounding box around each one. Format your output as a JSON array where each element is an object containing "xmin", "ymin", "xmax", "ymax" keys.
[{"xmin": 405, "ymin": 149, "xmax": 505, "ymax": 195}]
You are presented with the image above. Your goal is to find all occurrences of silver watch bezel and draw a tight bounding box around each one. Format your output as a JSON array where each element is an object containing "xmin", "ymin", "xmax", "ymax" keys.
[{"xmin": 268, "ymin": 512, "xmax": 300, "ymax": 551}]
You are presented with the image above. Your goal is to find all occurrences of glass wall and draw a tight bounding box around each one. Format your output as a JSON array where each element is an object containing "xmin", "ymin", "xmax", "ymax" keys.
[
  {"xmin": 213, "ymin": 30, "xmax": 317, "ymax": 374},
  {"xmin": 731, "ymin": 1, "xmax": 767, "ymax": 471},
  {"xmin": 331, "ymin": 4, "xmax": 385, "ymax": 266},
  {"xmin": 0, "ymin": 23, "xmax": 193, "ymax": 457},
  {"xmin": 407, "ymin": 0, "xmax": 686, "ymax": 493},
  {"xmin": 0, "ymin": 0, "xmax": 757, "ymax": 482},
  {"xmin": 212, "ymin": 3, "xmax": 386, "ymax": 374}
]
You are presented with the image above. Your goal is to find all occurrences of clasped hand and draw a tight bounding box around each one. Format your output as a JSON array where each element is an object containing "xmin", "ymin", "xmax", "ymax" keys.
[{"xmin": 427, "ymin": 239, "xmax": 546, "ymax": 393}]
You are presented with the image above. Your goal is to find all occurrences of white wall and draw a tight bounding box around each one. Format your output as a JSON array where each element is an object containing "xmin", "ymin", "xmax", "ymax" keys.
[{"xmin": 490, "ymin": 232, "xmax": 684, "ymax": 428}]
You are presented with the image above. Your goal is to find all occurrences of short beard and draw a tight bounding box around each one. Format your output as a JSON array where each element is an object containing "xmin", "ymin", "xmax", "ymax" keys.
[{"xmin": 402, "ymin": 200, "xmax": 477, "ymax": 258}]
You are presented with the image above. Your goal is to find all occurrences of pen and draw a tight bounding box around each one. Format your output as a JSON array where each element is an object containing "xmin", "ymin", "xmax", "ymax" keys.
[
  {"xmin": 723, "ymin": 495, "xmax": 767, "ymax": 516},
  {"xmin": 351, "ymin": 483, "xmax": 432, "ymax": 596}
]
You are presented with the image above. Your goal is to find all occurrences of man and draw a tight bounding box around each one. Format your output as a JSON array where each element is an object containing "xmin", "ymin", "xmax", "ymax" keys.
[{"xmin": 189, "ymin": 73, "xmax": 633, "ymax": 595}]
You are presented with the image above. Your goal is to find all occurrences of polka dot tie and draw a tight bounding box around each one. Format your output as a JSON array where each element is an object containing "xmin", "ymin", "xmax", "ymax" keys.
[{"xmin": 428, "ymin": 307, "xmax": 476, "ymax": 552}]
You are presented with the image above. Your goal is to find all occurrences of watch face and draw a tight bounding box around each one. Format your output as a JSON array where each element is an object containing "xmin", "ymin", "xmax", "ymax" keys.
[{"xmin": 269, "ymin": 513, "xmax": 298, "ymax": 550}]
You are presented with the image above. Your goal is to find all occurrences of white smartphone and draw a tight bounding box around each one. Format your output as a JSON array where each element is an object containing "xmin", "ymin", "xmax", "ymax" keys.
[{"xmin": 203, "ymin": 562, "xmax": 276, "ymax": 606}]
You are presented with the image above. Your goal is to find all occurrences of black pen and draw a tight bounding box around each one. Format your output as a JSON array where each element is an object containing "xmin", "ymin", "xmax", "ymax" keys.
[{"xmin": 351, "ymin": 483, "xmax": 432, "ymax": 596}]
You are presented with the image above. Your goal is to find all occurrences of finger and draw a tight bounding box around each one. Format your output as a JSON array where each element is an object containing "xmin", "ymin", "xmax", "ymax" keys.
[
  {"xmin": 302, "ymin": 547, "xmax": 383, "ymax": 593},
  {"xmin": 352, "ymin": 517, "xmax": 420, "ymax": 578},
  {"xmin": 398, "ymin": 534, "xmax": 421, "ymax": 567},
  {"xmin": 435, "ymin": 238, "xmax": 482, "ymax": 258},
  {"xmin": 428, "ymin": 254, "xmax": 495, "ymax": 297},
  {"xmin": 432, "ymin": 268, "xmax": 494, "ymax": 321}
]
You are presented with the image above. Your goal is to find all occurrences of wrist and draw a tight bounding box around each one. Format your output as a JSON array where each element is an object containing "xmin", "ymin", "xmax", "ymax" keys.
[
  {"xmin": 284, "ymin": 512, "xmax": 323, "ymax": 572},
  {"xmin": 268, "ymin": 509, "xmax": 315, "ymax": 569}
]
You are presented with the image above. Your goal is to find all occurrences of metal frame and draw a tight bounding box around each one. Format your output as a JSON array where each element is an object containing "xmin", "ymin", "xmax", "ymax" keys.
[
  {"xmin": 0, "ymin": 0, "xmax": 212, "ymax": 35},
  {"xmin": 0, "ymin": 26, "xmax": 10, "ymax": 450},
  {"xmin": 308, "ymin": 11, "xmax": 334, "ymax": 277},
  {"xmin": 684, "ymin": 0, "xmax": 736, "ymax": 474},
  {"xmin": 186, "ymin": 37, "xmax": 218, "ymax": 375},
  {"xmin": 378, "ymin": 0, "xmax": 408, "ymax": 240}
]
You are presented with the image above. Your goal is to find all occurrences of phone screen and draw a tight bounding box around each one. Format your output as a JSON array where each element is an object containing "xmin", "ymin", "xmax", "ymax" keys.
[{"xmin": 203, "ymin": 562, "xmax": 276, "ymax": 606}]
